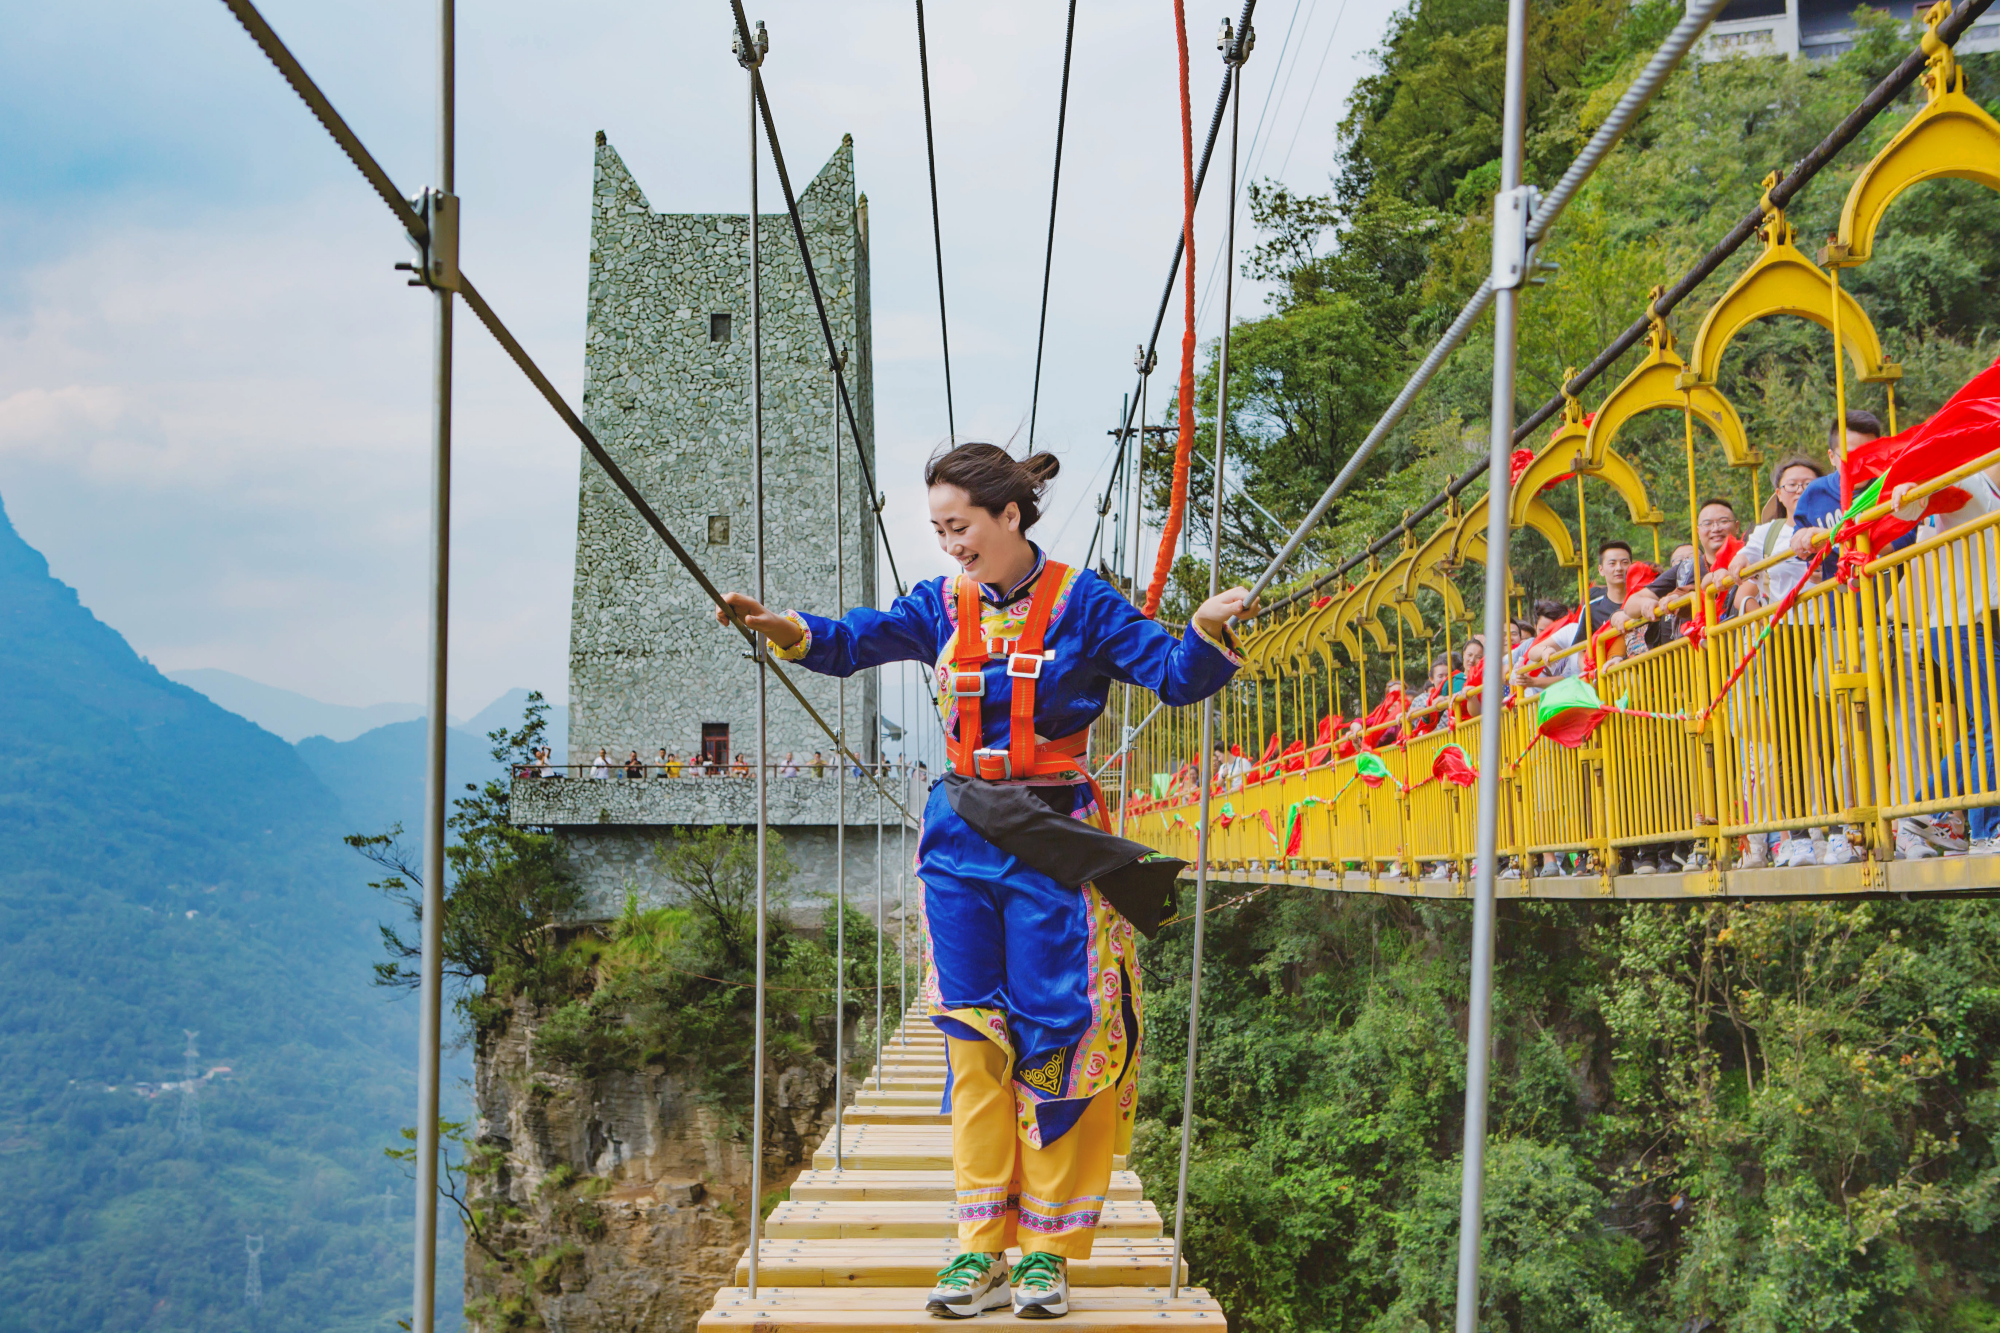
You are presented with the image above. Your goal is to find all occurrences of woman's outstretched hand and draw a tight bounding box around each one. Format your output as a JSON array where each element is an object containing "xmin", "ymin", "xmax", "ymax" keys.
[
  {"xmin": 1192, "ymin": 586, "xmax": 1258, "ymax": 642},
  {"xmin": 715, "ymin": 592, "xmax": 806, "ymax": 650}
]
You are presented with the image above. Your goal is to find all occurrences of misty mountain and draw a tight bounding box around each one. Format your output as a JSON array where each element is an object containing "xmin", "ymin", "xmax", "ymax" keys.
[{"xmin": 0, "ymin": 492, "xmax": 463, "ymax": 1333}]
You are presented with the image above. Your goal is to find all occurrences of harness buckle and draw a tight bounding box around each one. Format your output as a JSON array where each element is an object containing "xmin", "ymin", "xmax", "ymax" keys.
[
  {"xmin": 951, "ymin": 670, "xmax": 986, "ymax": 698},
  {"xmin": 1006, "ymin": 652, "xmax": 1044, "ymax": 680},
  {"xmin": 972, "ymin": 748, "xmax": 1013, "ymax": 780}
]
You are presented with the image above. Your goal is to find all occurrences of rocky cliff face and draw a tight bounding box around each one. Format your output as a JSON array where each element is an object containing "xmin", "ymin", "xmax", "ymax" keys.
[{"xmin": 466, "ymin": 996, "xmax": 840, "ymax": 1332}]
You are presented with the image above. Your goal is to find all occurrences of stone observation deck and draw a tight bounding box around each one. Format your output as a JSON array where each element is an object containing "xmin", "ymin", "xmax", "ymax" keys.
[{"xmin": 511, "ymin": 773, "xmax": 918, "ymax": 828}]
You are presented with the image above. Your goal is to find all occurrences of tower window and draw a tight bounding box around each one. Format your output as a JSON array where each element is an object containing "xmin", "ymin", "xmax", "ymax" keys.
[
  {"xmin": 701, "ymin": 724, "xmax": 730, "ymax": 772},
  {"xmin": 710, "ymin": 312, "xmax": 732, "ymax": 342},
  {"xmin": 708, "ymin": 515, "xmax": 730, "ymax": 545}
]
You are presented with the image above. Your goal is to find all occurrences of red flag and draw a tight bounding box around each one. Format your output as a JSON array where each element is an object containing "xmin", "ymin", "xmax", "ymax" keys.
[
  {"xmin": 1280, "ymin": 739, "xmax": 1308, "ymax": 773},
  {"xmin": 1433, "ymin": 744, "xmax": 1478, "ymax": 787},
  {"xmin": 1840, "ymin": 356, "xmax": 2000, "ymax": 549}
]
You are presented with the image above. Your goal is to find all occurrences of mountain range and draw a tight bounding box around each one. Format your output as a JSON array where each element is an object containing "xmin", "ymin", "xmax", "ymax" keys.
[{"xmin": 0, "ymin": 491, "xmax": 500, "ymax": 1333}]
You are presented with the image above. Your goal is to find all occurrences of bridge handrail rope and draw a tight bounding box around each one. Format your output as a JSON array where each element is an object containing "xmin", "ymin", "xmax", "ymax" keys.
[
  {"xmin": 218, "ymin": 0, "xmax": 916, "ymax": 827},
  {"xmin": 1249, "ymin": 0, "xmax": 1998, "ymax": 620}
]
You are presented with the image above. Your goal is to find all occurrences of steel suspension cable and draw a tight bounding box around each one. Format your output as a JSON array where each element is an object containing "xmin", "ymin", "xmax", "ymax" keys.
[
  {"xmin": 1240, "ymin": 0, "xmax": 1736, "ymax": 606},
  {"xmin": 1170, "ymin": 16, "xmax": 1249, "ymax": 1298},
  {"xmin": 1246, "ymin": 0, "xmax": 1998, "ymax": 615},
  {"xmin": 739, "ymin": 21, "xmax": 773, "ymax": 1295},
  {"xmin": 1084, "ymin": 0, "xmax": 1258, "ymax": 569},
  {"xmin": 913, "ymin": 0, "xmax": 956, "ymax": 443},
  {"xmin": 1026, "ymin": 0, "xmax": 1081, "ymax": 451},
  {"xmin": 217, "ymin": 0, "xmax": 916, "ymax": 824},
  {"xmin": 729, "ymin": 2, "xmax": 910, "ymax": 603},
  {"xmin": 1145, "ymin": 0, "xmax": 1200, "ymax": 617},
  {"xmin": 832, "ymin": 356, "xmax": 847, "ymax": 1171}
]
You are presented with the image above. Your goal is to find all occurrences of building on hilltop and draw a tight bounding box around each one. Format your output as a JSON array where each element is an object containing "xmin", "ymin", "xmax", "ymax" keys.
[
  {"xmin": 1702, "ymin": 0, "xmax": 1999, "ymax": 59},
  {"xmin": 512, "ymin": 131, "xmax": 897, "ymax": 920}
]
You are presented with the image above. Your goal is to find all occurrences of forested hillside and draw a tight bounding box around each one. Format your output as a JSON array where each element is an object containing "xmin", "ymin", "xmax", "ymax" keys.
[
  {"xmin": 1126, "ymin": 8, "xmax": 2000, "ymax": 1332},
  {"xmin": 0, "ymin": 493, "xmax": 460, "ymax": 1333},
  {"xmin": 1150, "ymin": 0, "xmax": 2000, "ymax": 621}
]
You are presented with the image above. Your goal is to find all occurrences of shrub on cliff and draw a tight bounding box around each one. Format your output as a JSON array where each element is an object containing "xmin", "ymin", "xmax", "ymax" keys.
[{"xmin": 351, "ymin": 691, "xmax": 584, "ymax": 1029}]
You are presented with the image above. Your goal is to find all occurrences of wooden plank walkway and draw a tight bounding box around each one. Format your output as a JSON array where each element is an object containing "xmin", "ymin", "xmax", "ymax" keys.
[{"xmin": 698, "ymin": 1007, "xmax": 1227, "ymax": 1330}]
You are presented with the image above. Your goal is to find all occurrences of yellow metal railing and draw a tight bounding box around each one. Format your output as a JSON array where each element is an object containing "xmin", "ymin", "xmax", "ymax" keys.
[{"xmin": 1106, "ymin": 478, "xmax": 2000, "ymax": 883}]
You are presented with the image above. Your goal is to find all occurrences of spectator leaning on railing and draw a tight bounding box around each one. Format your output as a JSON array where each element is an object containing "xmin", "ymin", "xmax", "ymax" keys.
[{"xmin": 1887, "ymin": 454, "xmax": 2000, "ymax": 855}]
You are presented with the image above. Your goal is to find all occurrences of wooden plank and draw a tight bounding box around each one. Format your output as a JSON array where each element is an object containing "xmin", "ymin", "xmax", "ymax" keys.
[
  {"xmin": 700, "ymin": 1288, "xmax": 1225, "ymax": 1330},
  {"xmin": 764, "ymin": 1200, "xmax": 1161, "ymax": 1240},
  {"xmin": 787, "ymin": 1170, "xmax": 1145, "ymax": 1203},
  {"xmin": 731, "ymin": 1238, "xmax": 1186, "ymax": 1287},
  {"xmin": 706, "ymin": 1287, "xmax": 1216, "ymax": 1308},
  {"xmin": 840, "ymin": 1106, "xmax": 949, "ymax": 1126}
]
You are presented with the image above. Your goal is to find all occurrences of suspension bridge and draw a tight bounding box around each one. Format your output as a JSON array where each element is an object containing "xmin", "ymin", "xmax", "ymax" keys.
[{"xmin": 195, "ymin": 0, "xmax": 2000, "ymax": 1329}]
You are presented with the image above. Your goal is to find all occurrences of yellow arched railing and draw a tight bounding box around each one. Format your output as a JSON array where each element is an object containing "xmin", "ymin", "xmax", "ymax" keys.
[
  {"xmin": 1827, "ymin": 3, "xmax": 2000, "ymax": 269},
  {"xmin": 1685, "ymin": 189, "xmax": 1900, "ymax": 388},
  {"xmin": 1584, "ymin": 312, "xmax": 1756, "ymax": 468}
]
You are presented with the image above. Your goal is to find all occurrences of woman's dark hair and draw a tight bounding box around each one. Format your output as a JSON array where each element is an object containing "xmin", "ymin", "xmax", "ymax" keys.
[
  {"xmin": 925, "ymin": 442, "xmax": 1061, "ymax": 532},
  {"xmin": 1760, "ymin": 454, "xmax": 1826, "ymax": 521},
  {"xmin": 1532, "ymin": 598, "xmax": 1568, "ymax": 622}
]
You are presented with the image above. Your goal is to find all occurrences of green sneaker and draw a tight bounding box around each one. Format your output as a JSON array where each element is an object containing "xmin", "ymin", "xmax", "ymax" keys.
[
  {"xmin": 1010, "ymin": 1252, "xmax": 1069, "ymax": 1319},
  {"xmin": 926, "ymin": 1250, "xmax": 1009, "ymax": 1319}
]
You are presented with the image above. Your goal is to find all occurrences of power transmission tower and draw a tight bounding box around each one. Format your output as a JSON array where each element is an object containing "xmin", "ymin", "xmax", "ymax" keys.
[
  {"xmin": 244, "ymin": 1234, "xmax": 264, "ymax": 1312},
  {"xmin": 382, "ymin": 1185, "xmax": 398, "ymax": 1225},
  {"xmin": 175, "ymin": 1030, "xmax": 202, "ymax": 1146}
]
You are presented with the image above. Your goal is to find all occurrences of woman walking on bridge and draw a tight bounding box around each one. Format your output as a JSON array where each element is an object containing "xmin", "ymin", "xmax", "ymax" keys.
[{"xmin": 719, "ymin": 442, "xmax": 1249, "ymax": 1320}]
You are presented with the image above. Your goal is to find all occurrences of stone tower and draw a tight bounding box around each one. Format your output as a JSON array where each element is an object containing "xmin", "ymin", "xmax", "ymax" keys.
[{"xmin": 513, "ymin": 132, "xmax": 893, "ymax": 918}]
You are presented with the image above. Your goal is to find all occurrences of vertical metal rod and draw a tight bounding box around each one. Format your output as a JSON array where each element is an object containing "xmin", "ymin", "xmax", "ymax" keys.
[
  {"xmin": 899, "ymin": 676, "xmax": 909, "ymax": 1045},
  {"xmin": 875, "ymin": 769, "xmax": 885, "ymax": 1088},
  {"xmin": 745, "ymin": 42, "xmax": 771, "ymax": 1299},
  {"xmin": 1169, "ymin": 35, "xmax": 1243, "ymax": 1299},
  {"xmin": 1454, "ymin": 0, "xmax": 1527, "ymax": 1326},
  {"xmin": 412, "ymin": 3, "xmax": 453, "ymax": 1330},
  {"xmin": 1118, "ymin": 361, "xmax": 1150, "ymax": 839},
  {"xmin": 833, "ymin": 350, "xmax": 847, "ymax": 1172}
]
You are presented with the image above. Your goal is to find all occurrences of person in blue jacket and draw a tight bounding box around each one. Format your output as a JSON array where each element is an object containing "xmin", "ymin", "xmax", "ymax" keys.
[{"xmin": 719, "ymin": 442, "xmax": 1249, "ymax": 1319}]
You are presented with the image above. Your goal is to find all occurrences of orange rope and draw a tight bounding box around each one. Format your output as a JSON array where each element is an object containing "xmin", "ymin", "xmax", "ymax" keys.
[{"xmin": 1143, "ymin": 0, "xmax": 1198, "ymax": 618}]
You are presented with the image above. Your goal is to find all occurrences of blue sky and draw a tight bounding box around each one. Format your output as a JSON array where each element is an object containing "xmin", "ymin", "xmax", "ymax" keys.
[{"xmin": 0, "ymin": 0, "xmax": 1395, "ymax": 723}]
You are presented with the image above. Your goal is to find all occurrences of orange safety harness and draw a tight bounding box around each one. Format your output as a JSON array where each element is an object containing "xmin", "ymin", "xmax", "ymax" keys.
[{"xmin": 950, "ymin": 561, "xmax": 1091, "ymax": 783}]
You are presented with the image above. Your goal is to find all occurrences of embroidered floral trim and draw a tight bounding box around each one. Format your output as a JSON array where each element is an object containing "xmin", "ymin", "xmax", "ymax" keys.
[
  {"xmin": 770, "ymin": 611, "xmax": 813, "ymax": 661},
  {"xmin": 1190, "ymin": 618, "xmax": 1245, "ymax": 667}
]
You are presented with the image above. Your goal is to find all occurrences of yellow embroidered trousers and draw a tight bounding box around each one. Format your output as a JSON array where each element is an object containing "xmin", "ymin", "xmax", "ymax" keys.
[{"xmin": 948, "ymin": 1035, "xmax": 1116, "ymax": 1259}]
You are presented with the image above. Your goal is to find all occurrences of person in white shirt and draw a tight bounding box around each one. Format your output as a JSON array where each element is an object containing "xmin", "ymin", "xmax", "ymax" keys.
[
  {"xmin": 590, "ymin": 749, "xmax": 611, "ymax": 780},
  {"xmin": 1726, "ymin": 457, "xmax": 1826, "ymax": 868},
  {"xmin": 1890, "ymin": 462, "xmax": 2000, "ymax": 851}
]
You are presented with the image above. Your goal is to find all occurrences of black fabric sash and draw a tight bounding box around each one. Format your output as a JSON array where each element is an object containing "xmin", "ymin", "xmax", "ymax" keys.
[{"xmin": 942, "ymin": 774, "xmax": 1185, "ymax": 938}]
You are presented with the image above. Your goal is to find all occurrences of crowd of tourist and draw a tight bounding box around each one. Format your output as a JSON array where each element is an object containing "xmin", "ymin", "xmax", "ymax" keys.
[
  {"xmin": 516, "ymin": 745, "xmax": 930, "ymax": 787},
  {"xmin": 1143, "ymin": 408, "xmax": 2000, "ymax": 874}
]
